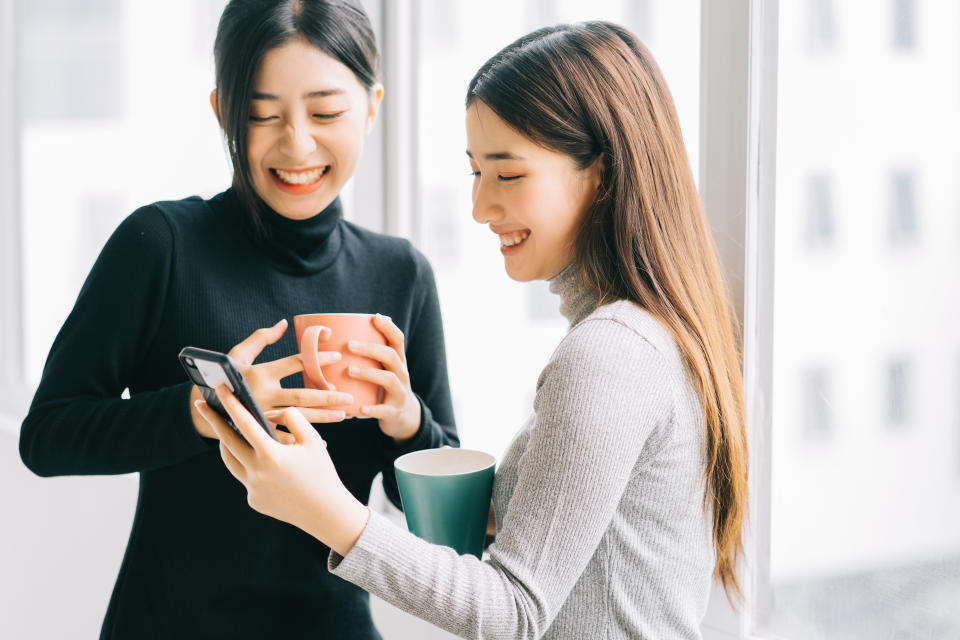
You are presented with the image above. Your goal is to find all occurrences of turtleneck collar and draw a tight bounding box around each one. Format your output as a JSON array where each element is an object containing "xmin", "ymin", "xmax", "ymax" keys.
[
  {"xmin": 218, "ymin": 188, "xmax": 344, "ymax": 275},
  {"xmin": 548, "ymin": 262, "xmax": 601, "ymax": 327}
]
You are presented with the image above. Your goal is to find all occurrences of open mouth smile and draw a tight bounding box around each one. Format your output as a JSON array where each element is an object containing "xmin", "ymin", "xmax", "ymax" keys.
[
  {"xmin": 269, "ymin": 166, "xmax": 331, "ymax": 193},
  {"xmin": 498, "ymin": 230, "xmax": 530, "ymax": 254}
]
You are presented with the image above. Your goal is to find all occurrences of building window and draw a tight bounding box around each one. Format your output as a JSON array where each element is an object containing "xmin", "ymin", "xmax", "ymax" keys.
[
  {"xmin": 19, "ymin": 0, "xmax": 125, "ymax": 122},
  {"xmin": 890, "ymin": 170, "xmax": 918, "ymax": 242},
  {"xmin": 804, "ymin": 173, "xmax": 835, "ymax": 246},
  {"xmin": 805, "ymin": 0, "xmax": 837, "ymax": 53},
  {"xmin": 887, "ymin": 359, "xmax": 910, "ymax": 427},
  {"xmin": 892, "ymin": 0, "xmax": 917, "ymax": 50},
  {"xmin": 801, "ymin": 367, "xmax": 833, "ymax": 440}
]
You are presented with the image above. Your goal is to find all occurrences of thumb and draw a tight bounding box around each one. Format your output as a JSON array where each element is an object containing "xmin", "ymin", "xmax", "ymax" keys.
[{"xmin": 229, "ymin": 319, "xmax": 287, "ymax": 365}]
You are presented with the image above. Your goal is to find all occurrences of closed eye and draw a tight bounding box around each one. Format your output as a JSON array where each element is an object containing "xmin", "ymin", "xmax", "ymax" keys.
[{"xmin": 249, "ymin": 115, "xmax": 277, "ymax": 123}]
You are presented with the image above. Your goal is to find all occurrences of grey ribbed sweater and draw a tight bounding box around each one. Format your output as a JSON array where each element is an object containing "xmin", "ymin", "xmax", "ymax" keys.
[{"xmin": 330, "ymin": 264, "xmax": 714, "ymax": 639}]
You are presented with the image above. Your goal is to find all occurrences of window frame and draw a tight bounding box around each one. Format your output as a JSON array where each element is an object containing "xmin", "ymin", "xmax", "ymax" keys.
[
  {"xmin": 0, "ymin": 0, "xmax": 30, "ymax": 425},
  {"xmin": 698, "ymin": 0, "xmax": 779, "ymax": 637},
  {"xmin": 0, "ymin": 0, "xmax": 785, "ymax": 636}
]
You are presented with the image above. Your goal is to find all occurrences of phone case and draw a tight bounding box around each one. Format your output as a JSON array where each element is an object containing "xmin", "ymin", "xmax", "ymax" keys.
[{"xmin": 178, "ymin": 347, "xmax": 278, "ymax": 441}]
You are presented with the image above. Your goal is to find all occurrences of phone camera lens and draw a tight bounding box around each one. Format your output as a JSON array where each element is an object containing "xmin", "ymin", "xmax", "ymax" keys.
[{"xmin": 185, "ymin": 357, "xmax": 195, "ymax": 366}]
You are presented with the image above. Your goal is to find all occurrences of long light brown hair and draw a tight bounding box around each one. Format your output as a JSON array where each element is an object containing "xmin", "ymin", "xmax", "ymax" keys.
[{"xmin": 467, "ymin": 22, "xmax": 748, "ymax": 601}]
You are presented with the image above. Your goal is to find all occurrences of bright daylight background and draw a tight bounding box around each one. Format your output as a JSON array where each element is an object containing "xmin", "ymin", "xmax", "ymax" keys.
[{"xmin": 2, "ymin": 0, "xmax": 958, "ymax": 639}]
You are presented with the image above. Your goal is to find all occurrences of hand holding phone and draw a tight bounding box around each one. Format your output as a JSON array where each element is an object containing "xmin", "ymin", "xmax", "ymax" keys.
[{"xmin": 179, "ymin": 347, "xmax": 278, "ymax": 442}]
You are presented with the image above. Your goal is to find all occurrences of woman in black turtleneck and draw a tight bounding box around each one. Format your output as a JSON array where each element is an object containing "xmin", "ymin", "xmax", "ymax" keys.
[{"xmin": 18, "ymin": 2, "xmax": 457, "ymax": 639}]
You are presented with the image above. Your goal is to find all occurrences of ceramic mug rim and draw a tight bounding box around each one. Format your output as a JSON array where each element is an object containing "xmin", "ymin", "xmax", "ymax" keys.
[
  {"xmin": 294, "ymin": 312, "xmax": 376, "ymax": 319},
  {"xmin": 394, "ymin": 448, "xmax": 495, "ymax": 477}
]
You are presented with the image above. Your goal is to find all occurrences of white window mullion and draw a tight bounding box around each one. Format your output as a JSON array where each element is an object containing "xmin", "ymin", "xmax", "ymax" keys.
[
  {"xmin": 699, "ymin": 0, "xmax": 780, "ymax": 637},
  {"xmin": 0, "ymin": 0, "xmax": 29, "ymax": 424}
]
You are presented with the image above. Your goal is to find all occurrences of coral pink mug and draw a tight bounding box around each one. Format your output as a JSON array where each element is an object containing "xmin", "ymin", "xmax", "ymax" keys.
[{"xmin": 293, "ymin": 313, "xmax": 387, "ymax": 417}]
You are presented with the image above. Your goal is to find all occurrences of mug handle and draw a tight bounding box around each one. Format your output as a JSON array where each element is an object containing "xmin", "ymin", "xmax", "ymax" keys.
[{"xmin": 300, "ymin": 325, "xmax": 336, "ymax": 391}]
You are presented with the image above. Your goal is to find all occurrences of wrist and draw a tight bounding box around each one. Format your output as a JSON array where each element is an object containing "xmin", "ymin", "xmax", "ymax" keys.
[
  {"xmin": 319, "ymin": 495, "xmax": 370, "ymax": 557},
  {"xmin": 390, "ymin": 400, "xmax": 422, "ymax": 445}
]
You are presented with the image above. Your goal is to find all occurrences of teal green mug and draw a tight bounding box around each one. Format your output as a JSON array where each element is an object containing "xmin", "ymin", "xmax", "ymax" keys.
[{"xmin": 394, "ymin": 448, "xmax": 496, "ymax": 558}]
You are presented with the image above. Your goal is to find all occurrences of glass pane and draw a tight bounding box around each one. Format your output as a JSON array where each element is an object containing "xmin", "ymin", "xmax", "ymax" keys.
[
  {"xmin": 414, "ymin": 0, "xmax": 700, "ymax": 459},
  {"xmin": 17, "ymin": 0, "xmax": 231, "ymax": 385},
  {"xmin": 769, "ymin": 0, "xmax": 960, "ymax": 637}
]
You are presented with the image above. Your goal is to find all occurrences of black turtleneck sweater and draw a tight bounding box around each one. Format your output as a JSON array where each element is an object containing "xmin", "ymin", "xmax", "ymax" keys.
[{"xmin": 19, "ymin": 189, "xmax": 458, "ymax": 640}]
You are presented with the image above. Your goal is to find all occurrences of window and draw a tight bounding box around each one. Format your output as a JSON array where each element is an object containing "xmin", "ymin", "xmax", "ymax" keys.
[
  {"xmin": 770, "ymin": 0, "xmax": 959, "ymax": 636},
  {"xmin": 804, "ymin": 173, "xmax": 835, "ymax": 246},
  {"xmin": 16, "ymin": 0, "xmax": 232, "ymax": 384},
  {"xmin": 800, "ymin": 367, "xmax": 833, "ymax": 441},
  {"xmin": 892, "ymin": 0, "xmax": 917, "ymax": 50},
  {"xmin": 886, "ymin": 358, "xmax": 910, "ymax": 427},
  {"xmin": 890, "ymin": 170, "xmax": 918, "ymax": 242},
  {"xmin": 805, "ymin": 0, "xmax": 837, "ymax": 53},
  {"xmin": 19, "ymin": 0, "xmax": 125, "ymax": 122}
]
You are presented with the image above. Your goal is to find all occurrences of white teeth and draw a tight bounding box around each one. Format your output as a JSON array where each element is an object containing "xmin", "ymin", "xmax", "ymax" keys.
[
  {"xmin": 500, "ymin": 232, "xmax": 530, "ymax": 247},
  {"xmin": 274, "ymin": 167, "xmax": 327, "ymax": 185}
]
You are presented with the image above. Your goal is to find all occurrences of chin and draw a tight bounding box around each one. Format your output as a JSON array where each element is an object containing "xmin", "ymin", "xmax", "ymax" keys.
[{"xmin": 504, "ymin": 264, "xmax": 539, "ymax": 283}]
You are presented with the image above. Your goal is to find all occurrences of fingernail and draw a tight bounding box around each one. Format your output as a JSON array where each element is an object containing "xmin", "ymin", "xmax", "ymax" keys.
[
  {"xmin": 264, "ymin": 410, "xmax": 282, "ymax": 419},
  {"xmin": 348, "ymin": 340, "xmax": 357, "ymax": 350},
  {"xmin": 276, "ymin": 318, "xmax": 287, "ymax": 326},
  {"xmin": 348, "ymin": 365, "xmax": 357, "ymax": 374},
  {"xmin": 360, "ymin": 406, "xmax": 370, "ymax": 415},
  {"xmin": 341, "ymin": 394, "xmax": 355, "ymax": 404},
  {"xmin": 194, "ymin": 400, "xmax": 206, "ymax": 411},
  {"xmin": 336, "ymin": 411, "xmax": 347, "ymax": 420}
]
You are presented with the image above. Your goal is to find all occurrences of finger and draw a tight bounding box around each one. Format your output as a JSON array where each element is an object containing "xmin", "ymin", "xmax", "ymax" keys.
[
  {"xmin": 268, "ymin": 388, "xmax": 354, "ymax": 409},
  {"xmin": 373, "ymin": 314, "xmax": 406, "ymax": 364},
  {"xmin": 278, "ymin": 408, "xmax": 348, "ymax": 423},
  {"xmin": 216, "ymin": 385, "xmax": 276, "ymax": 455},
  {"xmin": 268, "ymin": 407, "xmax": 325, "ymax": 446},
  {"xmin": 228, "ymin": 319, "xmax": 288, "ymax": 366},
  {"xmin": 195, "ymin": 399, "xmax": 251, "ymax": 464},
  {"xmin": 274, "ymin": 429, "xmax": 297, "ymax": 445},
  {"xmin": 347, "ymin": 341, "xmax": 404, "ymax": 376},
  {"xmin": 357, "ymin": 404, "xmax": 395, "ymax": 420},
  {"xmin": 265, "ymin": 418, "xmax": 296, "ymax": 445},
  {"xmin": 260, "ymin": 353, "xmax": 305, "ymax": 379},
  {"xmin": 219, "ymin": 441, "xmax": 247, "ymax": 481},
  {"xmin": 348, "ymin": 366, "xmax": 402, "ymax": 394}
]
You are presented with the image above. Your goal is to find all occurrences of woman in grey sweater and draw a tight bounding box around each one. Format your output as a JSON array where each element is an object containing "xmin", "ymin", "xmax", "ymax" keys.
[{"xmin": 198, "ymin": 21, "xmax": 748, "ymax": 639}]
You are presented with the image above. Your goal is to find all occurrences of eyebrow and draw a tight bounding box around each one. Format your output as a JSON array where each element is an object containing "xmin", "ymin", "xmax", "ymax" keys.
[
  {"xmin": 465, "ymin": 150, "xmax": 527, "ymax": 161},
  {"xmin": 251, "ymin": 89, "xmax": 346, "ymax": 100}
]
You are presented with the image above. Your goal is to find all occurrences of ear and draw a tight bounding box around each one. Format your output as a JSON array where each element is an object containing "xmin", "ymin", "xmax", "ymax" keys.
[
  {"xmin": 209, "ymin": 89, "xmax": 220, "ymax": 123},
  {"xmin": 364, "ymin": 83, "xmax": 384, "ymax": 136},
  {"xmin": 587, "ymin": 153, "xmax": 605, "ymax": 193}
]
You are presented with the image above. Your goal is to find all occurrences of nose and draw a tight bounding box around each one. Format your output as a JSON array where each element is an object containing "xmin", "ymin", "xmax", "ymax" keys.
[
  {"xmin": 471, "ymin": 178, "xmax": 503, "ymax": 225},
  {"xmin": 280, "ymin": 117, "xmax": 317, "ymax": 160}
]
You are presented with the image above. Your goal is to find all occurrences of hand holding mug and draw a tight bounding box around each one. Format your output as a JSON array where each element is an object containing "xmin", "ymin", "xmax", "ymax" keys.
[{"xmin": 347, "ymin": 314, "xmax": 422, "ymax": 443}]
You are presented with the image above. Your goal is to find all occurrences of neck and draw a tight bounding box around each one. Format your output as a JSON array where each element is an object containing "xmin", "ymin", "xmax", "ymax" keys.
[
  {"xmin": 548, "ymin": 262, "xmax": 600, "ymax": 327},
  {"xmin": 221, "ymin": 188, "xmax": 345, "ymax": 275}
]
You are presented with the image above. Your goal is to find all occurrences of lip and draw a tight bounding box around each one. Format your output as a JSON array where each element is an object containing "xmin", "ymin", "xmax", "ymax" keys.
[
  {"xmin": 490, "ymin": 225, "xmax": 530, "ymax": 236},
  {"xmin": 269, "ymin": 165, "xmax": 330, "ymax": 195},
  {"xmin": 494, "ymin": 227, "xmax": 531, "ymax": 255}
]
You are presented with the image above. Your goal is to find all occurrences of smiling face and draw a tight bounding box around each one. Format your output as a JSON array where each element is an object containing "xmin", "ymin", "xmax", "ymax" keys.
[
  {"xmin": 465, "ymin": 100, "xmax": 601, "ymax": 282},
  {"xmin": 243, "ymin": 38, "xmax": 382, "ymax": 220}
]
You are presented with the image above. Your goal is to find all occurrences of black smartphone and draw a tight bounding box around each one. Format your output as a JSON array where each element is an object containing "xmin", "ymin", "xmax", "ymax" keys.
[{"xmin": 179, "ymin": 346, "xmax": 278, "ymax": 442}]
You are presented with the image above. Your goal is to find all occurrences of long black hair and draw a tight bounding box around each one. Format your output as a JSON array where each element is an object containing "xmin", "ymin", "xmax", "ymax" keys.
[{"xmin": 213, "ymin": 0, "xmax": 380, "ymax": 232}]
